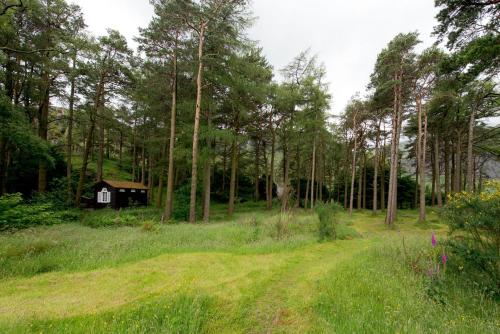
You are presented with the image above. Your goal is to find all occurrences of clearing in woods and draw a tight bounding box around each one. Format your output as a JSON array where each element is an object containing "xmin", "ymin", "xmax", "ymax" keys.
[{"xmin": 0, "ymin": 207, "xmax": 498, "ymax": 333}]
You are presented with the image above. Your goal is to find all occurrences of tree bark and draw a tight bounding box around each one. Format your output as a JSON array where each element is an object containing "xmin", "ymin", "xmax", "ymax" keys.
[
  {"xmin": 362, "ymin": 153, "xmax": 367, "ymax": 209},
  {"xmin": 281, "ymin": 142, "xmax": 290, "ymax": 212},
  {"xmin": 202, "ymin": 109, "xmax": 212, "ymax": 222},
  {"xmin": 189, "ymin": 22, "xmax": 206, "ymax": 223},
  {"xmin": 75, "ymin": 74, "xmax": 105, "ymax": 207},
  {"xmin": 295, "ymin": 140, "xmax": 301, "ymax": 208},
  {"xmin": 156, "ymin": 130, "xmax": 168, "ymax": 208},
  {"xmin": 466, "ymin": 107, "xmax": 475, "ymax": 192},
  {"xmin": 435, "ymin": 135, "xmax": 442, "ymax": 207},
  {"xmin": 417, "ymin": 95, "xmax": 427, "ymax": 222},
  {"xmin": 254, "ymin": 138, "xmax": 260, "ymax": 201},
  {"xmin": 97, "ymin": 111, "xmax": 105, "ymax": 182},
  {"xmin": 372, "ymin": 119, "xmax": 381, "ymax": 213},
  {"xmin": 141, "ymin": 132, "xmax": 146, "ymax": 185},
  {"xmin": 444, "ymin": 139, "xmax": 450, "ymax": 201},
  {"xmin": 266, "ymin": 119, "xmax": 275, "ymax": 210},
  {"xmin": 454, "ymin": 131, "xmax": 462, "ymax": 192},
  {"xmin": 310, "ymin": 137, "xmax": 316, "ymax": 209},
  {"xmin": 163, "ymin": 43, "xmax": 177, "ymax": 217},
  {"xmin": 37, "ymin": 71, "xmax": 50, "ymax": 193},
  {"xmin": 66, "ymin": 52, "xmax": 77, "ymax": 203},
  {"xmin": 386, "ymin": 69, "xmax": 403, "ymax": 226},
  {"xmin": 228, "ymin": 137, "xmax": 238, "ymax": 217},
  {"xmin": 147, "ymin": 156, "xmax": 153, "ymax": 204},
  {"xmin": 349, "ymin": 112, "xmax": 358, "ymax": 215}
]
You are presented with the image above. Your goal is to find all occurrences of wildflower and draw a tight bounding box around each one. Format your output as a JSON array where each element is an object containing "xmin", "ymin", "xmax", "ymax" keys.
[
  {"xmin": 431, "ymin": 233, "xmax": 437, "ymax": 247},
  {"xmin": 441, "ymin": 253, "xmax": 447, "ymax": 265}
]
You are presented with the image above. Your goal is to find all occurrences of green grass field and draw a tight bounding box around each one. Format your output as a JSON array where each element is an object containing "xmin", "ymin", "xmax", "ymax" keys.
[{"xmin": 0, "ymin": 204, "xmax": 498, "ymax": 333}]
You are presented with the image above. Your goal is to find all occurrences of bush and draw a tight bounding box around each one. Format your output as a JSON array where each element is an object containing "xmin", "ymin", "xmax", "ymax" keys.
[
  {"xmin": 442, "ymin": 181, "xmax": 500, "ymax": 295},
  {"xmin": 0, "ymin": 193, "xmax": 79, "ymax": 231},
  {"xmin": 315, "ymin": 202, "xmax": 342, "ymax": 241}
]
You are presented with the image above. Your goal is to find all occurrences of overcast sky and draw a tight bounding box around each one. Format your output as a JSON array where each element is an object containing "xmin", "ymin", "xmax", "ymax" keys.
[{"xmin": 75, "ymin": 0, "xmax": 439, "ymax": 116}]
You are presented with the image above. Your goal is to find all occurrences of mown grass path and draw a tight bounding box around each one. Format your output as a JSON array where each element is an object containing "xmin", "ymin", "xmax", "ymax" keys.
[{"xmin": 0, "ymin": 238, "xmax": 371, "ymax": 332}]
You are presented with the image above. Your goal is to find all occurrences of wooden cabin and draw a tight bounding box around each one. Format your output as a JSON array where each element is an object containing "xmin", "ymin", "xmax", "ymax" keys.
[{"xmin": 94, "ymin": 180, "xmax": 148, "ymax": 209}]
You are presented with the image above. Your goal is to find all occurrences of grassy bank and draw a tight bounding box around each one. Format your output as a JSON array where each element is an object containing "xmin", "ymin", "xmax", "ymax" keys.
[{"xmin": 0, "ymin": 205, "xmax": 498, "ymax": 333}]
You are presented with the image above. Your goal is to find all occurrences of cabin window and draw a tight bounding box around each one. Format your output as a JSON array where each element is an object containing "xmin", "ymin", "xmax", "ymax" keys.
[
  {"xmin": 141, "ymin": 190, "xmax": 146, "ymax": 193},
  {"xmin": 119, "ymin": 189, "xmax": 125, "ymax": 193},
  {"xmin": 97, "ymin": 187, "xmax": 111, "ymax": 204},
  {"xmin": 131, "ymin": 189, "xmax": 136, "ymax": 193}
]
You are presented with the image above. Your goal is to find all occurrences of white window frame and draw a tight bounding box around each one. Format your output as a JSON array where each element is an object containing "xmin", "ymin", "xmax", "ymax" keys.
[{"xmin": 97, "ymin": 187, "xmax": 111, "ymax": 204}]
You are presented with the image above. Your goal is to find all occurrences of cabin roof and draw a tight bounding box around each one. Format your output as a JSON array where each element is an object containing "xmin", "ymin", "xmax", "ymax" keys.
[{"xmin": 100, "ymin": 180, "xmax": 148, "ymax": 190}]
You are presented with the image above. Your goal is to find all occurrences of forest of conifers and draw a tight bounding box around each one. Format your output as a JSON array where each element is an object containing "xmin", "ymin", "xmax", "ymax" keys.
[{"xmin": 0, "ymin": 0, "xmax": 498, "ymax": 225}]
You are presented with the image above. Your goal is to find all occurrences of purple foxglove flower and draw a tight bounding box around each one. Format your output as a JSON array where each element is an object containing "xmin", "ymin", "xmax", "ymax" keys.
[
  {"xmin": 441, "ymin": 253, "xmax": 447, "ymax": 265},
  {"xmin": 431, "ymin": 233, "xmax": 437, "ymax": 247}
]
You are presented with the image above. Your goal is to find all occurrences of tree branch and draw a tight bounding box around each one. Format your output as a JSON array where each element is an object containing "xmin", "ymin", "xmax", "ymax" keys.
[
  {"xmin": 0, "ymin": 46, "xmax": 61, "ymax": 54},
  {"xmin": 0, "ymin": 0, "xmax": 23, "ymax": 16}
]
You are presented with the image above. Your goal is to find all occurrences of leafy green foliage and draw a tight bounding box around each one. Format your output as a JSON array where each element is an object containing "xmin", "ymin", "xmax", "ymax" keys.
[
  {"xmin": 315, "ymin": 202, "xmax": 340, "ymax": 241},
  {"xmin": 0, "ymin": 193, "xmax": 79, "ymax": 231},
  {"xmin": 443, "ymin": 181, "xmax": 500, "ymax": 295}
]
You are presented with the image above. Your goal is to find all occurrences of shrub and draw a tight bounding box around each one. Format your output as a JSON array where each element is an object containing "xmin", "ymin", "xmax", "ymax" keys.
[
  {"xmin": 0, "ymin": 193, "xmax": 78, "ymax": 231},
  {"xmin": 315, "ymin": 202, "xmax": 342, "ymax": 241},
  {"xmin": 442, "ymin": 181, "xmax": 500, "ymax": 295}
]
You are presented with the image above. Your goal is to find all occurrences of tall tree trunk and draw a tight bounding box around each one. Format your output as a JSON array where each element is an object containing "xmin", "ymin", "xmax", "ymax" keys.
[
  {"xmin": 454, "ymin": 131, "xmax": 462, "ymax": 193},
  {"xmin": 66, "ymin": 52, "xmax": 77, "ymax": 203},
  {"xmin": 380, "ymin": 129, "xmax": 386, "ymax": 211},
  {"xmin": 431, "ymin": 145, "xmax": 436, "ymax": 206},
  {"xmin": 147, "ymin": 156, "xmax": 153, "ymax": 204},
  {"xmin": 228, "ymin": 137, "xmax": 238, "ymax": 217},
  {"xmin": 362, "ymin": 153, "xmax": 367, "ymax": 209},
  {"xmin": 349, "ymin": 135, "xmax": 357, "ymax": 215},
  {"xmin": 357, "ymin": 153, "xmax": 362, "ymax": 210},
  {"xmin": 202, "ymin": 109, "xmax": 212, "ymax": 222},
  {"xmin": 435, "ymin": 135, "xmax": 442, "ymax": 207},
  {"xmin": 304, "ymin": 170, "xmax": 310, "ymax": 209},
  {"xmin": 163, "ymin": 34, "xmax": 178, "ymax": 219},
  {"xmin": 97, "ymin": 112, "xmax": 105, "ymax": 182},
  {"xmin": 281, "ymin": 142, "xmax": 290, "ymax": 212},
  {"xmin": 466, "ymin": 107, "xmax": 475, "ymax": 192},
  {"xmin": 75, "ymin": 119, "xmax": 95, "ymax": 208},
  {"xmin": 222, "ymin": 142, "xmax": 227, "ymax": 192},
  {"xmin": 444, "ymin": 140, "xmax": 450, "ymax": 201},
  {"xmin": 75, "ymin": 76, "xmax": 105, "ymax": 207},
  {"xmin": 38, "ymin": 71, "xmax": 50, "ymax": 193},
  {"xmin": 266, "ymin": 121, "xmax": 275, "ymax": 210},
  {"xmin": 132, "ymin": 119, "xmax": 137, "ymax": 182},
  {"xmin": 310, "ymin": 137, "xmax": 316, "ymax": 209},
  {"xmin": 141, "ymin": 122, "xmax": 146, "ymax": 185},
  {"xmin": 189, "ymin": 22, "xmax": 206, "ymax": 223},
  {"xmin": 414, "ymin": 165, "xmax": 419, "ymax": 209},
  {"xmin": 373, "ymin": 119, "xmax": 381, "ymax": 213},
  {"xmin": 386, "ymin": 70, "xmax": 403, "ymax": 226},
  {"xmin": 156, "ymin": 130, "xmax": 168, "ymax": 208},
  {"xmin": 417, "ymin": 94, "xmax": 427, "ymax": 222},
  {"xmin": 254, "ymin": 138, "xmax": 260, "ymax": 201},
  {"xmin": 295, "ymin": 141, "xmax": 301, "ymax": 208}
]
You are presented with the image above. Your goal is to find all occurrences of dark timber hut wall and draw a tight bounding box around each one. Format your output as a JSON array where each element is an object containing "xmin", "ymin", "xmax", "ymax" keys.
[{"xmin": 94, "ymin": 180, "xmax": 148, "ymax": 209}]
